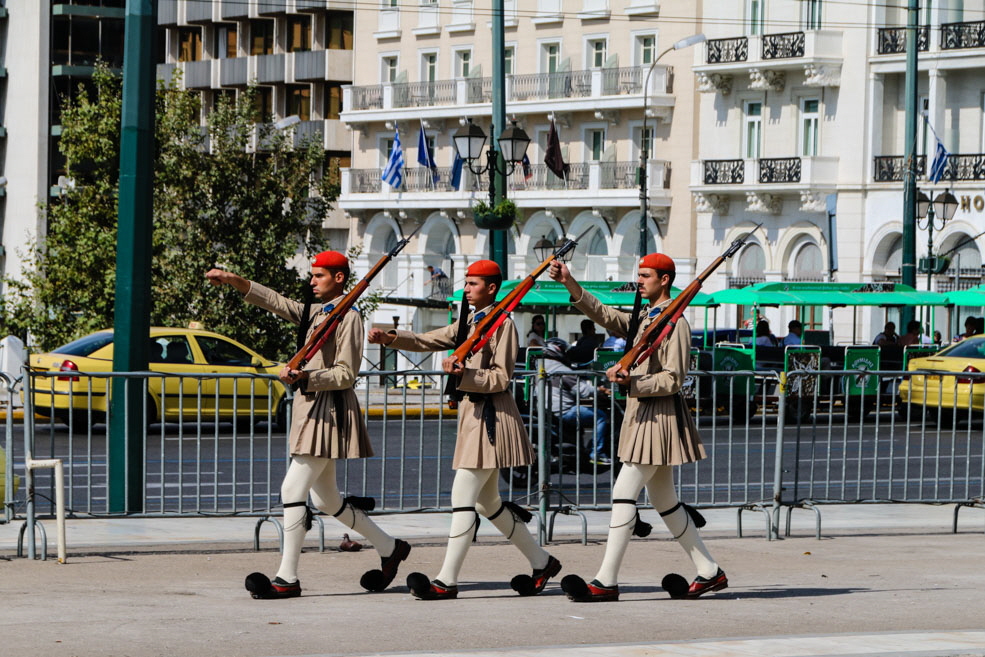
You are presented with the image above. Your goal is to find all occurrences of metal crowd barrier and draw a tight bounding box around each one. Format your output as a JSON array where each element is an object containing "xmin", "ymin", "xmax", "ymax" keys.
[
  {"xmin": 7, "ymin": 366, "xmax": 985, "ymax": 558},
  {"xmin": 2, "ymin": 370, "xmax": 18, "ymax": 524}
]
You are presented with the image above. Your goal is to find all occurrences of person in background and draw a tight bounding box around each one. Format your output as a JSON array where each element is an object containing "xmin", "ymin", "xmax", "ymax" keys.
[
  {"xmin": 754, "ymin": 319, "xmax": 777, "ymax": 346},
  {"xmin": 782, "ymin": 320, "xmax": 803, "ymax": 346},
  {"xmin": 898, "ymin": 320, "xmax": 922, "ymax": 347},
  {"xmin": 601, "ymin": 329, "xmax": 627, "ymax": 351},
  {"xmin": 933, "ymin": 330, "xmax": 943, "ymax": 346},
  {"xmin": 566, "ymin": 319, "xmax": 605, "ymax": 365},
  {"xmin": 873, "ymin": 322, "xmax": 898, "ymax": 346},
  {"xmin": 527, "ymin": 314, "xmax": 547, "ymax": 347},
  {"xmin": 953, "ymin": 316, "xmax": 979, "ymax": 342}
]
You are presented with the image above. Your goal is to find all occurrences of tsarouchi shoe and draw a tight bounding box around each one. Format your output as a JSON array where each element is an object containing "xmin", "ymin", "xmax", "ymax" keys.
[
  {"xmin": 561, "ymin": 574, "xmax": 619, "ymax": 602},
  {"xmin": 406, "ymin": 572, "xmax": 458, "ymax": 600},
  {"xmin": 510, "ymin": 555, "xmax": 562, "ymax": 596},
  {"xmin": 360, "ymin": 539, "xmax": 412, "ymax": 592},
  {"xmin": 686, "ymin": 568, "xmax": 728, "ymax": 598},
  {"xmin": 245, "ymin": 572, "xmax": 301, "ymax": 600}
]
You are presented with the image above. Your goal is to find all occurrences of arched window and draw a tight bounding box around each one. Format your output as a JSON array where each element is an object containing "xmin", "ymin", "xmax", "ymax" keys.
[
  {"xmin": 883, "ymin": 236, "xmax": 902, "ymax": 281},
  {"xmin": 731, "ymin": 241, "xmax": 766, "ymax": 287},
  {"xmin": 576, "ymin": 227, "xmax": 608, "ymax": 280},
  {"xmin": 791, "ymin": 242, "xmax": 823, "ymax": 281}
]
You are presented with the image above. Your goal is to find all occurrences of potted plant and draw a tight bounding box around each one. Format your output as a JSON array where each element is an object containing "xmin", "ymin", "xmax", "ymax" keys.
[{"xmin": 472, "ymin": 198, "xmax": 518, "ymax": 230}]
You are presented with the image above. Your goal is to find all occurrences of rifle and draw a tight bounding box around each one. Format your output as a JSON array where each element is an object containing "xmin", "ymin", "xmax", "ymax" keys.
[
  {"xmin": 288, "ymin": 224, "xmax": 422, "ymax": 371},
  {"xmin": 611, "ymin": 225, "xmax": 761, "ymax": 381},
  {"xmin": 447, "ymin": 227, "xmax": 593, "ymax": 371}
]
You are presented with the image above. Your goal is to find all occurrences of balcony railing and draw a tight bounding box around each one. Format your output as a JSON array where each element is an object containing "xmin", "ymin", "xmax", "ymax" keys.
[
  {"xmin": 706, "ymin": 37, "xmax": 749, "ymax": 64},
  {"xmin": 703, "ymin": 159, "xmax": 744, "ymax": 185},
  {"xmin": 928, "ymin": 153, "xmax": 985, "ymax": 182},
  {"xmin": 346, "ymin": 65, "xmax": 667, "ymax": 111},
  {"xmin": 942, "ymin": 20, "xmax": 985, "ymax": 50},
  {"xmin": 343, "ymin": 161, "xmax": 666, "ymax": 195},
  {"xmin": 876, "ymin": 26, "xmax": 929, "ymax": 54},
  {"xmin": 759, "ymin": 157, "xmax": 801, "ymax": 183},
  {"xmin": 873, "ymin": 155, "xmax": 927, "ymax": 182},
  {"xmin": 392, "ymin": 80, "xmax": 457, "ymax": 108},
  {"xmin": 352, "ymin": 84, "xmax": 383, "ymax": 110},
  {"xmin": 762, "ymin": 31, "xmax": 806, "ymax": 60}
]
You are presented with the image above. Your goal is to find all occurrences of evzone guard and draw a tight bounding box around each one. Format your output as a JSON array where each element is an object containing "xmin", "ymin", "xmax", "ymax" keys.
[
  {"xmin": 206, "ymin": 251, "xmax": 410, "ymax": 599},
  {"xmin": 549, "ymin": 253, "xmax": 728, "ymax": 601},
  {"xmin": 368, "ymin": 259, "xmax": 562, "ymax": 600}
]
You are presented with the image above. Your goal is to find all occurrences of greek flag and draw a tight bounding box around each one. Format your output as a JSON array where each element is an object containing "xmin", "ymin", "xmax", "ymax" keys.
[
  {"xmin": 928, "ymin": 138, "xmax": 950, "ymax": 184},
  {"xmin": 382, "ymin": 128, "xmax": 404, "ymax": 189}
]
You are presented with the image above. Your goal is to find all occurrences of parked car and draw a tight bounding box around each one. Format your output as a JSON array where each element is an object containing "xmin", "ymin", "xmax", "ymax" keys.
[
  {"xmin": 898, "ymin": 335, "xmax": 985, "ymax": 421},
  {"xmin": 25, "ymin": 328, "xmax": 288, "ymax": 426}
]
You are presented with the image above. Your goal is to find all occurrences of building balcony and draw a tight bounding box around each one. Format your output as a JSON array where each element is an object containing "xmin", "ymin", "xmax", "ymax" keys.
[
  {"xmin": 339, "ymin": 160, "xmax": 670, "ymax": 212},
  {"xmin": 872, "ymin": 20, "xmax": 985, "ymax": 69},
  {"xmin": 942, "ymin": 20, "xmax": 985, "ymax": 50},
  {"xmin": 690, "ymin": 156, "xmax": 839, "ymax": 214},
  {"xmin": 875, "ymin": 26, "xmax": 930, "ymax": 55},
  {"xmin": 342, "ymin": 65, "xmax": 673, "ymax": 123},
  {"xmin": 694, "ymin": 30, "xmax": 844, "ymax": 92},
  {"xmin": 873, "ymin": 153, "xmax": 985, "ymax": 183},
  {"xmin": 294, "ymin": 119, "xmax": 349, "ymax": 151},
  {"xmin": 183, "ymin": 60, "xmax": 214, "ymax": 89}
]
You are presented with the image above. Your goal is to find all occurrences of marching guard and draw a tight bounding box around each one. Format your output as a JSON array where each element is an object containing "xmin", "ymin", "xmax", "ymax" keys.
[
  {"xmin": 368, "ymin": 260, "xmax": 561, "ymax": 600},
  {"xmin": 549, "ymin": 254, "xmax": 727, "ymax": 601},
  {"xmin": 206, "ymin": 251, "xmax": 411, "ymax": 599}
]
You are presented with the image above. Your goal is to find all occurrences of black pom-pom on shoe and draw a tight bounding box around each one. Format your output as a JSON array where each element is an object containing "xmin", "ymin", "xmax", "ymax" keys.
[
  {"xmin": 661, "ymin": 572, "xmax": 689, "ymax": 599},
  {"xmin": 510, "ymin": 555, "xmax": 562, "ymax": 596},
  {"xmin": 245, "ymin": 572, "xmax": 272, "ymax": 599},
  {"xmin": 560, "ymin": 574, "xmax": 589, "ymax": 598},
  {"xmin": 361, "ymin": 539, "xmax": 411, "ymax": 592}
]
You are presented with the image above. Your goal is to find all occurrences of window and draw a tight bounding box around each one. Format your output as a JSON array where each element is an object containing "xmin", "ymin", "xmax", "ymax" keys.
[
  {"xmin": 422, "ymin": 52, "xmax": 437, "ymax": 82},
  {"xmin": 253, "ymin": 86, "xmax": 273, "ymax": 120},
  {"xmin": 456, "ymin": 50, "xmax": 471, "ymax": 77},
  {"xmin": 504, "ymin": 46, "xmax": 514, "ymax": 75},
  {"xmin": 792, "ymin": 243, "xmax": 823, "ymax": 279},
  {"xmin": 325, "ymin": 152, "xmax": 351, "ymax": 186},
  {"xmin": 638, "ymin": 35, "xmax": 655, "ymax": 65},
  {"xmin": 287, "ymin": 85, "xmax": 311, "ymax": 121},
  {"xmin": 919, "ymin": 95, "xmax": 929, "ymax": 156},
  {"xmin": 327, "ymin": 12, "xmax": 353, "ymax": 50},
  {"xmin": 737, "ymin": 243, "xmax": 765, "ymax": 277},
  {"xmin": 178, "ymin": 27, "xmax": 202, "ymax": 62},
  {"xmin": 588, "ymin": 128, "xmax": 605, "ymax": 161},
  {"xmin": 747, "ymin": 0, "xmax": 764, "ymax": 36},
  {"xmin": 325, "ymin": 83, "xmax": 343, "ymax": 119},
  {"xmin": 250, "ymin": 20, "xmax": 274, "ymax": 56},
  {"xmin": 382, "ymin": 137, "xmax": 396, "ymax": 166},
  {"xmin": 212, "ymin": 88, "xmax": 236, "ymax": 112},
  {"xmin": 196, "ymin": 336, "xmax": 255, "ymax": 367},
  {"xmin": 744, "ymin": 101, "xmax": 762, "ymax": 159},
  {"xmin": 215, "ymin": 24, "xmax": 237, "ymax": 59},
  {"xmin": 801, "ymin": 98, "xmax": 819, "ymax": 156},
  {"xmin": 542, "ymin": 42, "xmax": 560, "ymax": 73},
  {"xmin": 589, "ymin": 38, "xmax": 607, "ymax": 68},
  {"xmin": 381, "ymin": 56, "xmax": 398, "ymax": 82},
  {"xmin": 803, "ymin": 0, "xmax": 822, "ymax": 30},
  {"xmin": 287, "ymin": 15, "xmax": 311, "ymax": 53}
]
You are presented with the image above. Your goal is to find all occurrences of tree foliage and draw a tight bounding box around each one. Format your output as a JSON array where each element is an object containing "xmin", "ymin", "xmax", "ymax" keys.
[{"xmin": 1, "ymin": 65, "xmax": 336, "ymax": 360}]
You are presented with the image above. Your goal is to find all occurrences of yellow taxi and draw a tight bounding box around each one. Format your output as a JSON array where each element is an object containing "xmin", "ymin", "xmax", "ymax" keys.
[
  {"xmin": 26, "ymin": 328, "xmax": 288, "ymax": 426},
  {"xmin": 898, "ymin": 335, "xmax": 985, "ymax": 418}
]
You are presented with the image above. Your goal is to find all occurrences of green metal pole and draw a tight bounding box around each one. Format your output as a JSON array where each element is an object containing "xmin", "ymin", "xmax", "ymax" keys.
[
  {"xmin": 109, "ymin": 0, "xmax": 157, "ymax": 514},
  {"xmin": 901, "ymin": 0, "xmax": 920, "ymax": 330},
  {"xmin": 489, "ymin": 0, "xmax": 508, "ymax": 276}
]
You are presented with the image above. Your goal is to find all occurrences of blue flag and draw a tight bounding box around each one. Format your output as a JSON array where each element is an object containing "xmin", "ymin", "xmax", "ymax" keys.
[
  {"xmin": 451, "ymin": 150, "xmax": 464, "ymax": 190},
  {"xmin": 417, "ymin": 120, "xmax": 439, "ymax": 185},
  {"xmin": 521, "ymin": 153, "xmax": 532, "ymax": 181},
  {"xmin": 382, "ymin": 128, "xmax": 404, "ymax": 189},
  {"xmin": 929, "ymin": 138, "xmax": 950, "ymax": 184}
]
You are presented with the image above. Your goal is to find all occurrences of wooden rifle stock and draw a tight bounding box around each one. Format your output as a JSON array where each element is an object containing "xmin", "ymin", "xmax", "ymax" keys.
[
  {"xmin": 614, "ymin": 227, "xmax": 759, "ymax": 375},
  {"xmin": 448, "ymin": 227, "xmax": 592, "ymax": 368},
  {"xmin": 287, "ymin": 225, "xmax": 421, "ymax": 370}
]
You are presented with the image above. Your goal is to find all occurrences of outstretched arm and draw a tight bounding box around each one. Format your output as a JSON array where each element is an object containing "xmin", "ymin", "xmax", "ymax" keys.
[{"xmin": 205, "ymin": 268, "xmax": 250, "ymax": 294}]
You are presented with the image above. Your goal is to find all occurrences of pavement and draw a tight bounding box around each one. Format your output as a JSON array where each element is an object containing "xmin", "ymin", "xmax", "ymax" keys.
[{"xmin": 2, "ymin": 503, "xmax": 985, "ymax": 657}]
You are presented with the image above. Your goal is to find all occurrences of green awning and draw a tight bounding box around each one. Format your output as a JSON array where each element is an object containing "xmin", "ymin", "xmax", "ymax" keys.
[
  {"xmin": 448, "ymin": 280, "xmax": 716, "ymax": 308},
  {"xmin": 944, "ymin": 286, "xmax": 985, "ymax": 306},
  {"xmin": 706, "ymin": 281, "xmax": 948, "ymax": 307}
]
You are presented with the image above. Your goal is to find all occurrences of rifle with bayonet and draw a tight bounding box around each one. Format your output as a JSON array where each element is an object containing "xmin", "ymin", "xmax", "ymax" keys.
[
  {"xmin": 611, "ymin": 226, "xmax": 761, "ymax": 383},
  {"xmin": 288, "ymin": 224, "xmax": 422, "ymax": 371},
  {"xmin": 444, "ymin": 227, "xmax": 592, "ymax": 404}
]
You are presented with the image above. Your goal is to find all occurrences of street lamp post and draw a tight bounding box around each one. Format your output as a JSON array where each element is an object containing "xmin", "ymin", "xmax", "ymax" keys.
[
  {"xmin": 916, "ymin": 189, "xmax": 959, "ymax": 290},
  {"xmin": 454, "ymin": 118, "xmax": 531, "ymax": 257},
  {"xmin": 636, "ymin": 34, "xmax": 706, "ymax": 257}
]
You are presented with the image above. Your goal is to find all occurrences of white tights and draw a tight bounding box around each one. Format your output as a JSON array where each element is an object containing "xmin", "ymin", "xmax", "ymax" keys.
[
  {"xmin": 594, "ymin": 462, "xmax": 718, "ymax": 587},
  {"xmin": 435, "ymin": 468, "xmax": 550, "ymax": 586},
  {"xmin": 275, "ymin": 454, "xmax": 397, "ymax": 583}
]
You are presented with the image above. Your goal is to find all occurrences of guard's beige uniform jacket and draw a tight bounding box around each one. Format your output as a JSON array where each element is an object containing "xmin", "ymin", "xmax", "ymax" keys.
[
  {"xmin": 571, "ymin": 284, "xmax": 705, "ymax": 466},
  {"xmin": 389, "ymin": 306, "xmax": 534, "ymax": 470},
  {"xmin": 244, "ymin": 282, "xmax": 373, "ymax": 459}
]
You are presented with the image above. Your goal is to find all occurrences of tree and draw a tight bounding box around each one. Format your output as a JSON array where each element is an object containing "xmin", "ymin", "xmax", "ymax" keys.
[{"xmin": 1, "ymin": 65, "xmax": 335, "ymax": 360}]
